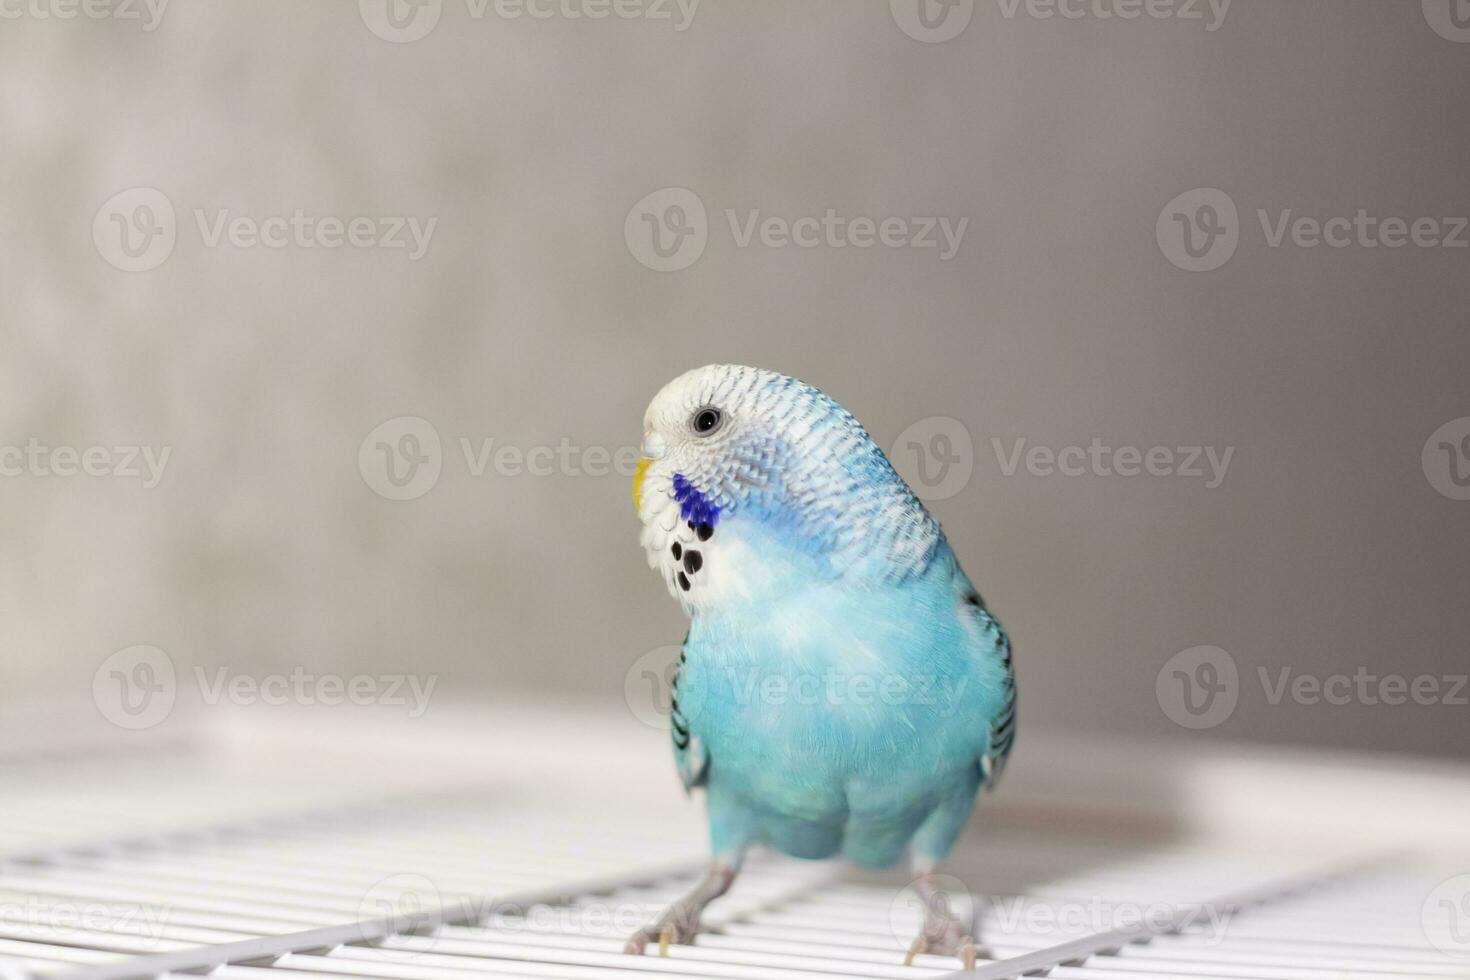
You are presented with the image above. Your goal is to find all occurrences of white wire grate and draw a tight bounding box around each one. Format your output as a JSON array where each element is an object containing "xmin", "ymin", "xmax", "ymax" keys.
[{"xmin": 1, "ymin": 786, "xmax": 1465, "ymax": 980}]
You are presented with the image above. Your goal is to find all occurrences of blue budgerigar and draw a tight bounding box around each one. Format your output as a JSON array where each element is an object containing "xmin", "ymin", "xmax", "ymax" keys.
[{"xmin": 625, "ymin": 365, "xmax": 1016, "ymax": 968}]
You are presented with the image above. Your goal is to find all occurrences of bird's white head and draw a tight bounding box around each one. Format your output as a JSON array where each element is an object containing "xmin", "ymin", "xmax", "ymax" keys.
[{"xmin": 632, "ymin": 365, "xmax": 941, "ymax": 613}]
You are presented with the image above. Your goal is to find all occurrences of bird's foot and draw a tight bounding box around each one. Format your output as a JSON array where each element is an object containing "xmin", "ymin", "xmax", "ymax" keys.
[
  {"xmin": 622, "ymin": 902, "xmax": 703, "ymax": 956},
  {"xmin": 903, "ymin": 873, "xmax": 978, "ymax": 969},
  {"xmin": 624, "ymin": 862, "xmax": 735, "ymax": 958},
  {"xmin": 903, "ymin": 924, "xmax": 978, "ymax": 969}
]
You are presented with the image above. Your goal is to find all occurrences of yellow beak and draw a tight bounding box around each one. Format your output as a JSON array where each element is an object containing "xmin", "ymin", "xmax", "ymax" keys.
[{"xmin": 631, "ymin": 455, "xmax": 651, "ymax": 513}]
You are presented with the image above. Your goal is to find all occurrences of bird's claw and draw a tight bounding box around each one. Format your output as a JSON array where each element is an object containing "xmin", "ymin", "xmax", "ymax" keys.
[
  {"xmin": 623, "ymin": 918, "xmax": 698, "ymax": 957},
  {"xmin": 904, "ymin": 920, "xmax": 978, "ymax": 969},
  {"xmin": 904, "ymin": 933, "xmax": 977, "ymax": 969}
]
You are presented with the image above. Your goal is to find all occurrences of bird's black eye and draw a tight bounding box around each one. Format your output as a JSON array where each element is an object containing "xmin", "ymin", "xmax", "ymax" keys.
[{"xmin": 691, "ymin": 407, "xmax": 723, "ymax": 436}]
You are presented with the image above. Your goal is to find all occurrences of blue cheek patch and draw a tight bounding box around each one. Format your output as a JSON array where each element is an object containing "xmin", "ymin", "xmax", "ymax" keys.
[{"xmin": 672, "ymin": 473, "xmax": 720, "ymax": 530}]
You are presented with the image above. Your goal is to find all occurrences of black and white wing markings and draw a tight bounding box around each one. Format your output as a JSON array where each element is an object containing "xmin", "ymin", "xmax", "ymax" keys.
[
  {"xmin": 669, "ymin": 634, "xmax": 709, "ymax": 790},
  {"xmin": 965, "ymin": 590, "xmax": 1016, "ymax": 790}
]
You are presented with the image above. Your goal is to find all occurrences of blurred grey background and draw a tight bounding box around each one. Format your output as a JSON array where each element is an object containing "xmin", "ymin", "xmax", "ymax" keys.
[{"xmin": 1, "ymin": 0, "xmax": 1467, "ymax": 759}]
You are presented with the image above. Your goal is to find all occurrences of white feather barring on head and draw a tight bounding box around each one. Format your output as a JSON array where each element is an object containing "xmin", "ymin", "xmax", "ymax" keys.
[{"xmin": 634, "ymin": 365, "xmax": 941, "ymax": 610}]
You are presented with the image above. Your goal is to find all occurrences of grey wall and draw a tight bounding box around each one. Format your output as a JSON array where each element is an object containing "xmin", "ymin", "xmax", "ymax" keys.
[{"xmin": 2, "ymin": 0, "xmax": 1468, "ymax": 758}]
